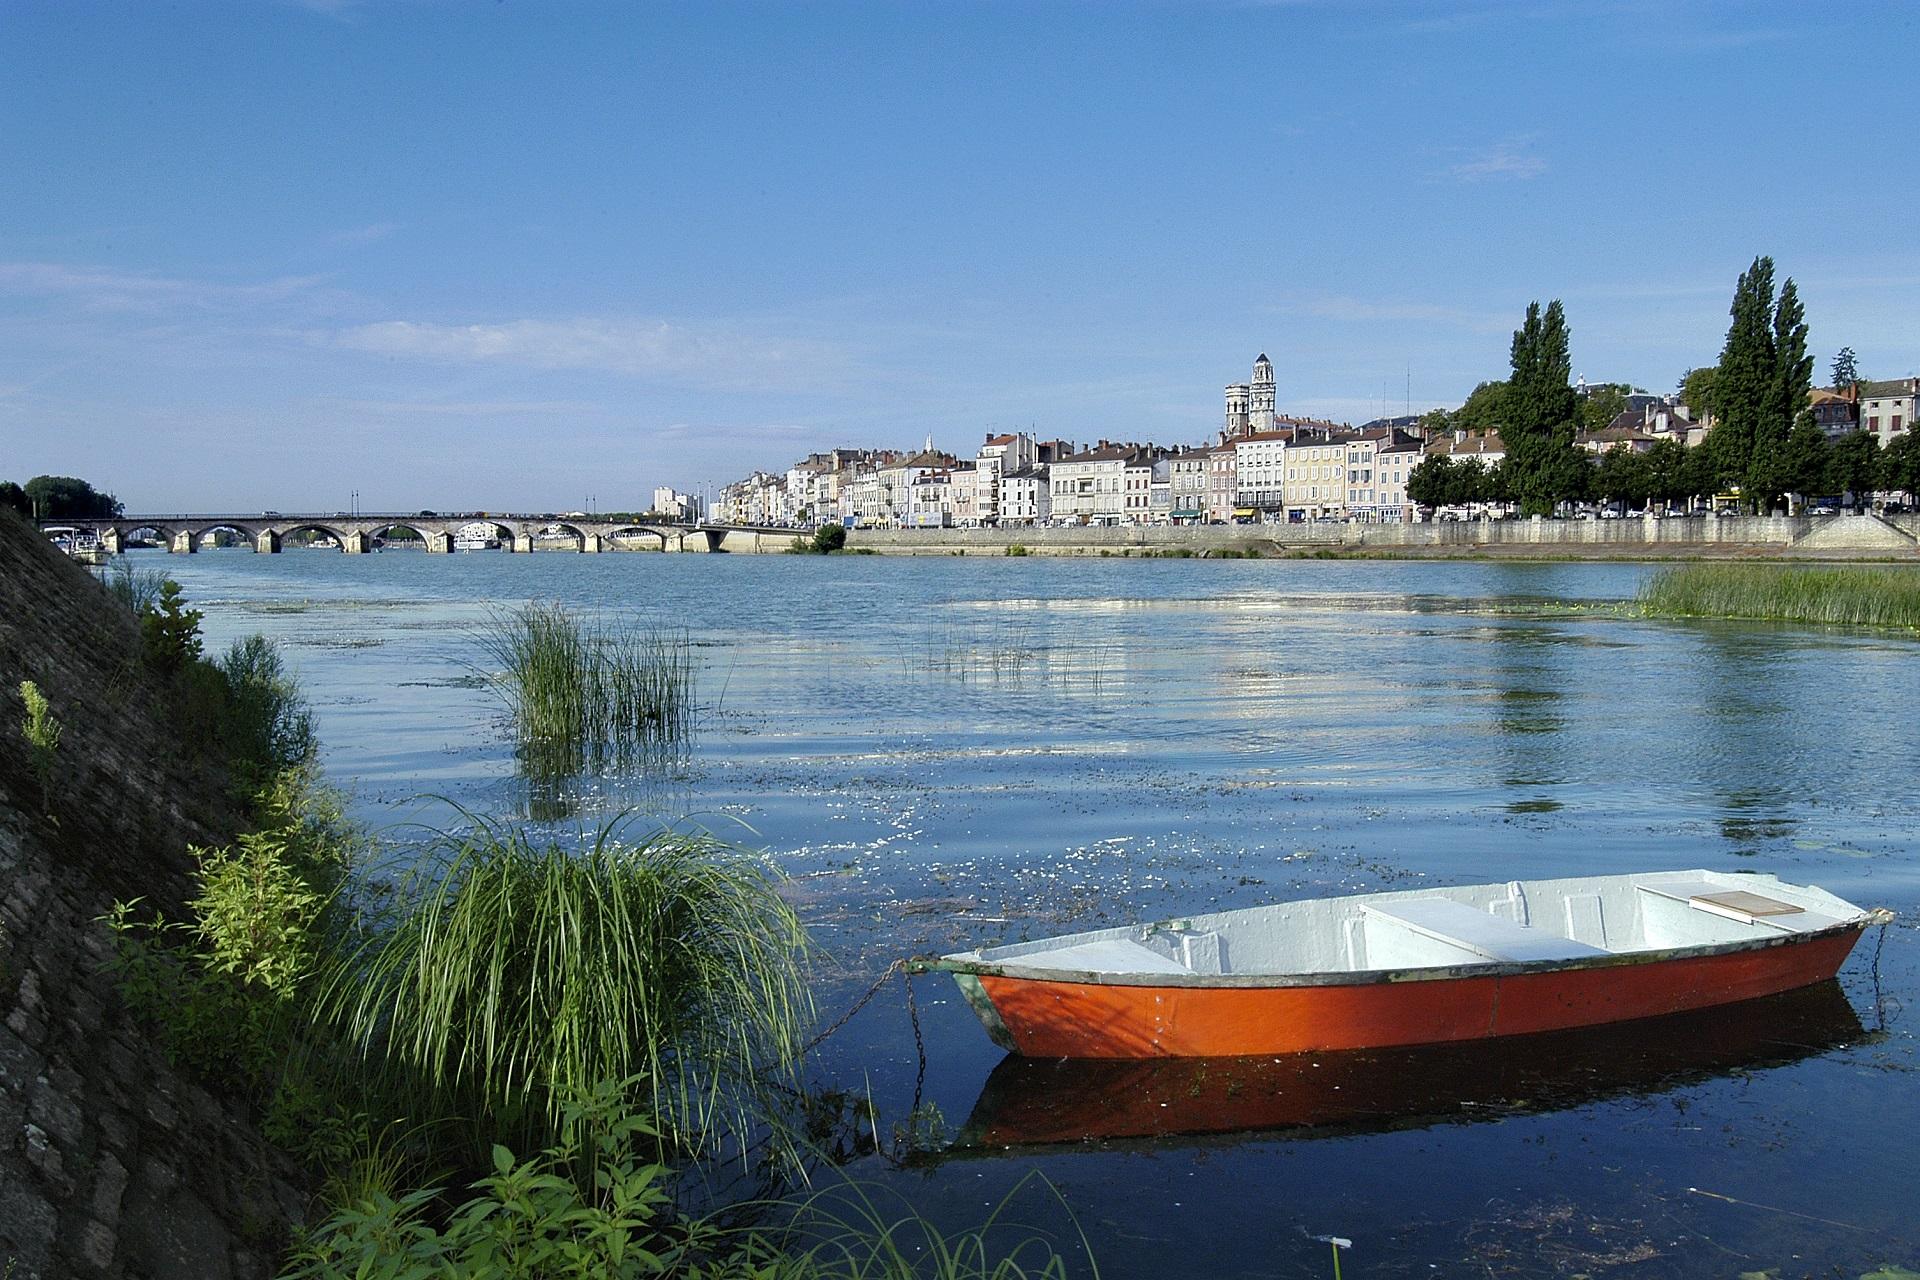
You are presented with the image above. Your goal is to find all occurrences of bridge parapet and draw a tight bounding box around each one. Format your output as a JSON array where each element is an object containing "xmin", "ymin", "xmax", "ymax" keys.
[{"xmin": 41, "ymin": 514, "xmax": 797, "ymax": 556}]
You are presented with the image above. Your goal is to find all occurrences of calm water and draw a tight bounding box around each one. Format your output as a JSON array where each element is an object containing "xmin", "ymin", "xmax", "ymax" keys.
[{"xmin": 154, "ymin": 549, "xmax": 1918, "ymax": 1277}]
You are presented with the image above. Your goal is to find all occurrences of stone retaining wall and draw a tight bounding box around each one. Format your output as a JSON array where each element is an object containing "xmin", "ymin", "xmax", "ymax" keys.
[
  {"xmin": 849, "ymin": 514, "xmax": 1920, "ymax": 557},
  {"xmin": 0, "ymin": 512, "xmax": 307, "ymax": 1280}
]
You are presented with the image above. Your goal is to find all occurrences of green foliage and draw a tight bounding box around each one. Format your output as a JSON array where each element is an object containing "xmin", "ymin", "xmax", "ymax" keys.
[
  {"xmin": 19, "ymin": 680, "xmax": 62, "ymax": 814},
  {"xmin": 1453, "ymin": 380, "xmax": 1508, "ymax": 433},
  {"xmin": 22, "ymin": 474, "xmax": 122, "ymax": 518},
  {"xmin": 218, "ymin": 636, "xmax": 318, "ymax": 785},
  {"xmin": 0, "ymin": 481, "xmax": 28, "ymax": 516},
  {"xmin": 1639, "ymin": 564, "xmax": 1920, "ymax": 629},
  {"xmin": 1830, "ymin": 430, "xmax": 1884, "ymax": 511},
  {"xmin": 811, "ymin": 524, "xmax": 847, "ymax": 553},
  {"xmin": 1004, "ymin": 544, "xmax": 1029, "ymax": 557},
  {"xmin": 1677, "ymin": 366, "xmax": 1717, "ymax": 418},
  {"xmin": 1704, "ymin": 256, "xmax": 1813, "ymax": 513},
  {"xmin": 1590, "ymin": 446, "xmax": 1650, "ymax": 510},
  {"xmin": 479, "ymin": 603, "xmax": 695, "ymax": 775},
  {"xmin": 1578, "ymin": 384, "xmax": 1631, "ymax": 434},
  {"xmin": 282, "ymin": 1084, "xmax": 694, "ymax": 1280},
  {"xmin": 1408, "ymin": 456, "xmax": 1498, "ymax": 510},
  {"xmin": 1501, "ymin": 301, "xmax": 1586, "ymax": 515},
  {"xmin": 320, "ymin": 817, "xmax": 812, "ymax": 1164},
  {"xmin": 103, "ymin": 770, "xmax": 357, "ymax": 1100},
  {"xmin": 1831, "ymin": 347, "xmax": 1859, "ymax": 391},
  {"xmin": 1873, "ymin": 433, "xmax": 1920, "ymax": 506},
  {"xmin": 140, "ymin": 579, "xmax": 204, "ymax": 675},
  {"xmin": 1782, "ymin": 417, "xmax": 1831, "ymax": 502}
]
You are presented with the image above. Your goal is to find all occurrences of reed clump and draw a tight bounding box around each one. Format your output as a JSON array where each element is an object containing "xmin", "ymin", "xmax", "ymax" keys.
[
  {"xmin": 479, "ymin": 603, "xmax": 695, "ymax": 769},
  {"xmin": 1637, "ymin": 563, "xmax": 1920, "ymax": 628},
  {"xmin": 322, "ymin": 815, "xmax": 811, "ymax": 1165}
]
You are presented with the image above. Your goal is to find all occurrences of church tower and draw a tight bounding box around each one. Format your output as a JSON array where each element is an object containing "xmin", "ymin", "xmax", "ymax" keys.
[
  {"xmin": 1224, "ymin": 383, "xmax": 1251, "ymax": 437},
  {"xmin": 1250, "ymin": 353, "xmax": 1275, "ymax": 432}
]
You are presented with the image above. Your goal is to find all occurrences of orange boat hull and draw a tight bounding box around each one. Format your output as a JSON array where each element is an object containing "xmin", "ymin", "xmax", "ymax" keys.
[{"xmin": 971, "ymin": 926, "xmax": 1865, "ymax": 1058}]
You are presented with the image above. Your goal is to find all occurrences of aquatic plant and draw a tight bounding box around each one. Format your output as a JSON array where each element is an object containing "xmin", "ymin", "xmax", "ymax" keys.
[
  {"xmin": 1637, "ymin": 563, "xmax": 1920, "ymax": 629},
  {"xmin": 321, "ymin": 815, "xmax": 811, "ymax": 1164},
  {"xmin": 478, "ymin": 602, "xmax": 695, "ymax": 770}
]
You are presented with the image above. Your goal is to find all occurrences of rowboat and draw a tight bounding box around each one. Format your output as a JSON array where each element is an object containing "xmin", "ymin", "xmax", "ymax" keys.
[
  {"xmin": 913, "ymin": 871, "xmax": 1879, "ymax": 1059},
  {"xmin": 948, "ymin": 981, "xmax": 1865, "ymax": 1150}
]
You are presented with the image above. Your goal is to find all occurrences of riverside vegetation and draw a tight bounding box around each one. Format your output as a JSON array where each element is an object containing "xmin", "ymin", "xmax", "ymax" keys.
[
  {"xmin": 87, "ymin": 572, "xmax": 1089, "ymax": 1278},
  {"xmin": 1638, "ymin": 563, "xmax": 1920, "ymax": 629}
]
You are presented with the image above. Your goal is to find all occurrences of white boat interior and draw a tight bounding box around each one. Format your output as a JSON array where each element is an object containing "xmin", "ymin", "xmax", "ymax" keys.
[{"xmin": 949, "ymin": 871, "xmax": 1866, "ymax": 979}]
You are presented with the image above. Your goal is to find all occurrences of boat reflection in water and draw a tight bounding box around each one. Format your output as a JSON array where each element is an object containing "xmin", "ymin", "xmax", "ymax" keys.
[{"xmin": 952, "ymin": 982, "xmax": 1866, "ymax": 1153}]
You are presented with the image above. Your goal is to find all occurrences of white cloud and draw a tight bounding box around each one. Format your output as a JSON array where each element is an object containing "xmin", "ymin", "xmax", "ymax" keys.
[
  {"xmin": 324, "ymin": 317, "xmax": 848, "ymax": 387},
  {"xmin": 1446, "ymin": 140, "xmax": 1547, "ymax": 182},
  {"xmin": 0, "ymin": 261, "xmax": 326, "ymax": 313}
]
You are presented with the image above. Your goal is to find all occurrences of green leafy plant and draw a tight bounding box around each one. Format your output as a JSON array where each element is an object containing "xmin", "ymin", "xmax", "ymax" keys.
[
  {"xmin": 217, "ymin": 635, "xmax": 318, "ymax": 784},
  {"xmin": 104, "ymin": 558, "xmax": 168, "ymax": 612},
  {"xmin": 811, "ymin": 524, "xmax": 847, "ymax": 553},
  {"xmin": 320, "ymin": 815, "xmax": 812, "ymax": 1166},
  {"xmin": 18, "ymin": 680, "xmax": 61, "ymax": 814},
  {"xmin": 140, "ymin": 579, "xmax": 204, "ymax": 674},
  {"xmin": 1004, "ymin": 544, "xmax": 1029, "ymax": 557}
]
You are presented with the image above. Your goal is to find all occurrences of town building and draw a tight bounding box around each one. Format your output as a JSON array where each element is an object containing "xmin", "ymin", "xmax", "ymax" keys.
[
  {"xmin": 1859, "ymin": 378, "xmax": 1918, "ymax": 447},
  {"xmin": 1051, "ymin": 443, "xmax": 1149, "ymax": 525},
  {"xmin": 999, "ymin": 467, "xmax": 1050, "ymax": 525},
  {"xmin": 1224, "ymin": 354, "xmax": 1277, "ymax": 438},
  {"xmin": 1205, "ymin": 444, "xmax": 1238, "ymax": 523},
  {"xmin": 1168, "ymin": 450, "xmax": 1210, "ymax": 524}
]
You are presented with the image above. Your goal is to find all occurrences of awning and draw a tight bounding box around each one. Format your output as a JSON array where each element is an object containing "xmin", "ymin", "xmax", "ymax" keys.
[{"xmin": 1233, "ymin": 508, "xmax": 1257, "ymax": 517}]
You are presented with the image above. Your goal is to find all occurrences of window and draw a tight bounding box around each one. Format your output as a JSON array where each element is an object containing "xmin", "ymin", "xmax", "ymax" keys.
[{"xmin": 1895, "ymin": 415, "xmax": 1905, "ymax": 432}]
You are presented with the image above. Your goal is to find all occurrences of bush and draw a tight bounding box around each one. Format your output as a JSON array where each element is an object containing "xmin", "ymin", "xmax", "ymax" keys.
[
  {"xmin": 321, "ymin": 818, "xmax": 812, "ymax": 1164},
  {"xmin": 140, "ymin": 579, "xmax": 204, "ymax": 674},
  {"xmin": 1005, "ymin": 544, "xmax": 1029, "ymax": 557},
  {"xmin": 219, "ymin": 636, "xmax": 318, "ymax": 784},
  {"xmin": 811, "ymin": 524, "xmax": 847, "ymax": 553}
]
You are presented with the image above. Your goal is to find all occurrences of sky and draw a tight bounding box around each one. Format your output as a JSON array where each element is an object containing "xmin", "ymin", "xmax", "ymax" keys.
[{"xmin": 3, "ymin": 0, "xmax": 1917, "ymax": 513}]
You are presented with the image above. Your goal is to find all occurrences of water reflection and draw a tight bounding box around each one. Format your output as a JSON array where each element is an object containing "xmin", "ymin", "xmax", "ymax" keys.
[{"xmin": 949, "ymin": 983, "xmax": 1865, "ymax": 1153}]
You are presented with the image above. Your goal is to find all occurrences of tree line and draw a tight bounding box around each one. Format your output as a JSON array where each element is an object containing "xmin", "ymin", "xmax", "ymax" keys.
[
  {"xmin": 1408, "ymin": 256, "xmax": 1919, "ymax": 516},
  {"xmin": 0, "ymin": 475, "xmax": 124, "ymax": 519}
]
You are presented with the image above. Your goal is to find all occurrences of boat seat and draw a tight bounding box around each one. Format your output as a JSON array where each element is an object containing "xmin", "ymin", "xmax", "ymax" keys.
[
  {"xmin": 1009, "ymin": 937, "xmax": 1193, "ymax": 976},
  {"xmin": 1363, "ymin": 898, "xmax": 1609, "ymax": 964}
]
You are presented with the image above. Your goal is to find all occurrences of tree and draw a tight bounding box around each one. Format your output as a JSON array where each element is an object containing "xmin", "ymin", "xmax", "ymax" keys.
[
  {"xmin": 809, "ymin": 523, "xmax": 846, "ymax": 553},
  {"xmin": 0, "ymin": 481, "xmax": 29, "ymax": 516},
  {"xmin": 1406, "ymin": 456, "xmax": 1455, "ymax": 511},
  {"xmin": 1578, "ymin": 384, "xmax": 1632, "ymax": 435},
  {"xmin": 1501, "ymin": 301, "xmax": 1584, "ymax": 516},
  {"xmin": 1592, "ymin": 446, "xmax": 1650, "ymax": 512},
  {"xmin": 1829, "ymin": 430, "xmax": 1882, "ymax": 513},
  {"xmin": 1783, "ymin": 417, "xmax": 1831, "ymax": 506},
  {"xmin": 22, "ymin": 475, "xmax": 122, "ymax": 519},
  {"xmin": 1831, "ymin": 347, "xmax": 1859, "ymax": 393},
  {"xmin": 1417, "ymin": 408, "xmax": 1452, "ymax": 438},
  {"xmin": 1701, "ymin": 257, "xmax": 1813, "ymax": 514},
  {"xmin": 1678, "ymin": 367, "xmax": 1717, "ymax": 419},
  {"xmin": 1453, "ymin": 381, "xmax": 1509, "ymax": 433},
  {"xmin": 1880, "ymin": 432, "xmax": 1920, "ymax": 507}
]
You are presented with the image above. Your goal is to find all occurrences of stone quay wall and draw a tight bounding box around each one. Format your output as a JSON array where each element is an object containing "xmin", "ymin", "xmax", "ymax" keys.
[
  {"xmin": 0, "ymin": 512, "xmax": 307, "ymax": 1280},
  {"xmin": 848, "ymin": 514, "xmax": 1920, "ymax": 558}
]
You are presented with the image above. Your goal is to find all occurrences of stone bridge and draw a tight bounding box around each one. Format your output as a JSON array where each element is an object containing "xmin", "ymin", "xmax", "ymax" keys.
[{"xmin": 43, "ymin": 513, "xmax": 801, "ymax": 555}]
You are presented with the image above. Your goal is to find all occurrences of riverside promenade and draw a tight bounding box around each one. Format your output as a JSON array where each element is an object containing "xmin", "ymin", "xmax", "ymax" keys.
[{"xmin": 849, "ymin": 513, "xmax": 1920, "ymax": 559}]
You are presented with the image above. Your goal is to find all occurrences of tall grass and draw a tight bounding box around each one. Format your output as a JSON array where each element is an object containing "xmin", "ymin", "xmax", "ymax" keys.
[
  {"xmin": 478, "ymin": 603, "xmax": 695, "ymax": 773},
  {"xmin": 1638, "ymin": 563, "xmax": 1920, "ymax": 629},
  {"xmin": 320, "ymin": 814, "xmax": 812, "ymax": 1166},
  {"xmin": 102, "ymin": 556, "xmax": 169, "ymax": 612}
]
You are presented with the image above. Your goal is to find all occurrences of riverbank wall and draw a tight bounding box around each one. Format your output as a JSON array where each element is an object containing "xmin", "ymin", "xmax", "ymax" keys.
[
  {"xmin": 847, "ymin": 513, "xmax": 1920, "ymax": 559},
  {"xmin": 0, "ymin": 511, "xmax": 306, "ymax": 1280}
]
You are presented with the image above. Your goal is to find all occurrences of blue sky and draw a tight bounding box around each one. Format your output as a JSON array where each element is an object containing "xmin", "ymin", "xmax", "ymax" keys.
[{"xmin": 3, "ymin": 1, "xmax": 1916, "ymax": 512}]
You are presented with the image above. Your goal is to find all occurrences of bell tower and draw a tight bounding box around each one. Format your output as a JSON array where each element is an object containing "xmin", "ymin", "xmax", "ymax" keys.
[
  {"xmin": 1224, "ymin": 383, "xmax": 1250, "ymax": 437},
  {"xmin": 1250, "ymin": 353, "xmax": 1275, "ymax": 432}
]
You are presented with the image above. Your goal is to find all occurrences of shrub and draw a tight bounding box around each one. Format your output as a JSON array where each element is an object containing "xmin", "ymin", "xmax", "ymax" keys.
[
  {"xmin": 104, "ymin": 558, "xmax": 168, "ymax": 612},
  {"xmin": 218, "ymin": 635, "xmax": 318, "ymax": 784},
  {"xmin": 321, "ymin": 817, "xmax": 812, "ymax": 1164},
  {"xmin": 140, "ymin": 579, "xmax": 204, "ymax": 674},
  {"xmin": 1005, "ymin": 544, "xmax": 1029, "ymax": 557},
  {"xmin": 811, "ymin": 524, "xmax": 847, "ymax": 553}
]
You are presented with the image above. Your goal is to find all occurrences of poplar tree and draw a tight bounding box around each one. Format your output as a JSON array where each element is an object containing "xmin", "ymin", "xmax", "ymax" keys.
[
  {"xmin": 1502, "ymin": 300, "xmax": 1584, "ymax": 515},
  {"xmin": 1704, "ymin": 257, "xmax": 1812, "ymax": 513}
]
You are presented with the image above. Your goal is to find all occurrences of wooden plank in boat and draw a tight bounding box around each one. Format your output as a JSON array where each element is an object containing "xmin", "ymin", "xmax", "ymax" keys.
[{"xmin": 1691, "ymin": 890, "xmax": 1805, "ymax": 923}]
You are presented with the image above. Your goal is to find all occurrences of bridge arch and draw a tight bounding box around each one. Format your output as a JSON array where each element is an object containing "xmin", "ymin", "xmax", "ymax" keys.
[
  {"xmin": 277, "ymin": 523, "xmax": 349, "ymax": 550},
  {"xmin": 369, "ymin": 522, "xmax": 431, "ymax": 549},
  {"xmin": 605, "ymin": 525, "xmax": 669, "ymax": 550},
  {"xmin": 187, "ymin": 522, "xmax": 258, "ymax": 549},
  {"xmin": 531, "ymin": 522, "xmax": 587, "ymax": 550}
]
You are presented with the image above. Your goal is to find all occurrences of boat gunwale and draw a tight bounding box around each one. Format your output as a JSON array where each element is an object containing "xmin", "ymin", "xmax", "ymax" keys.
[{"xmin": 912, "ymin": 917, "xmax": 1869, "ymax": 990}]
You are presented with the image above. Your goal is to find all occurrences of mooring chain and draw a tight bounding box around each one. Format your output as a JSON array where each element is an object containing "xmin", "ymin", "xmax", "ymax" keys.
[{"xmin": 801, "ymin": 957, "xmax": 908, "ymax": 1057}]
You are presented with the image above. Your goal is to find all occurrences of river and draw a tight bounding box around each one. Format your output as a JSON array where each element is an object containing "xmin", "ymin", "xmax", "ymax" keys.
[{"xmin": 153, "ymin": 549, "xmax": 1918, "ymax": 1278}]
